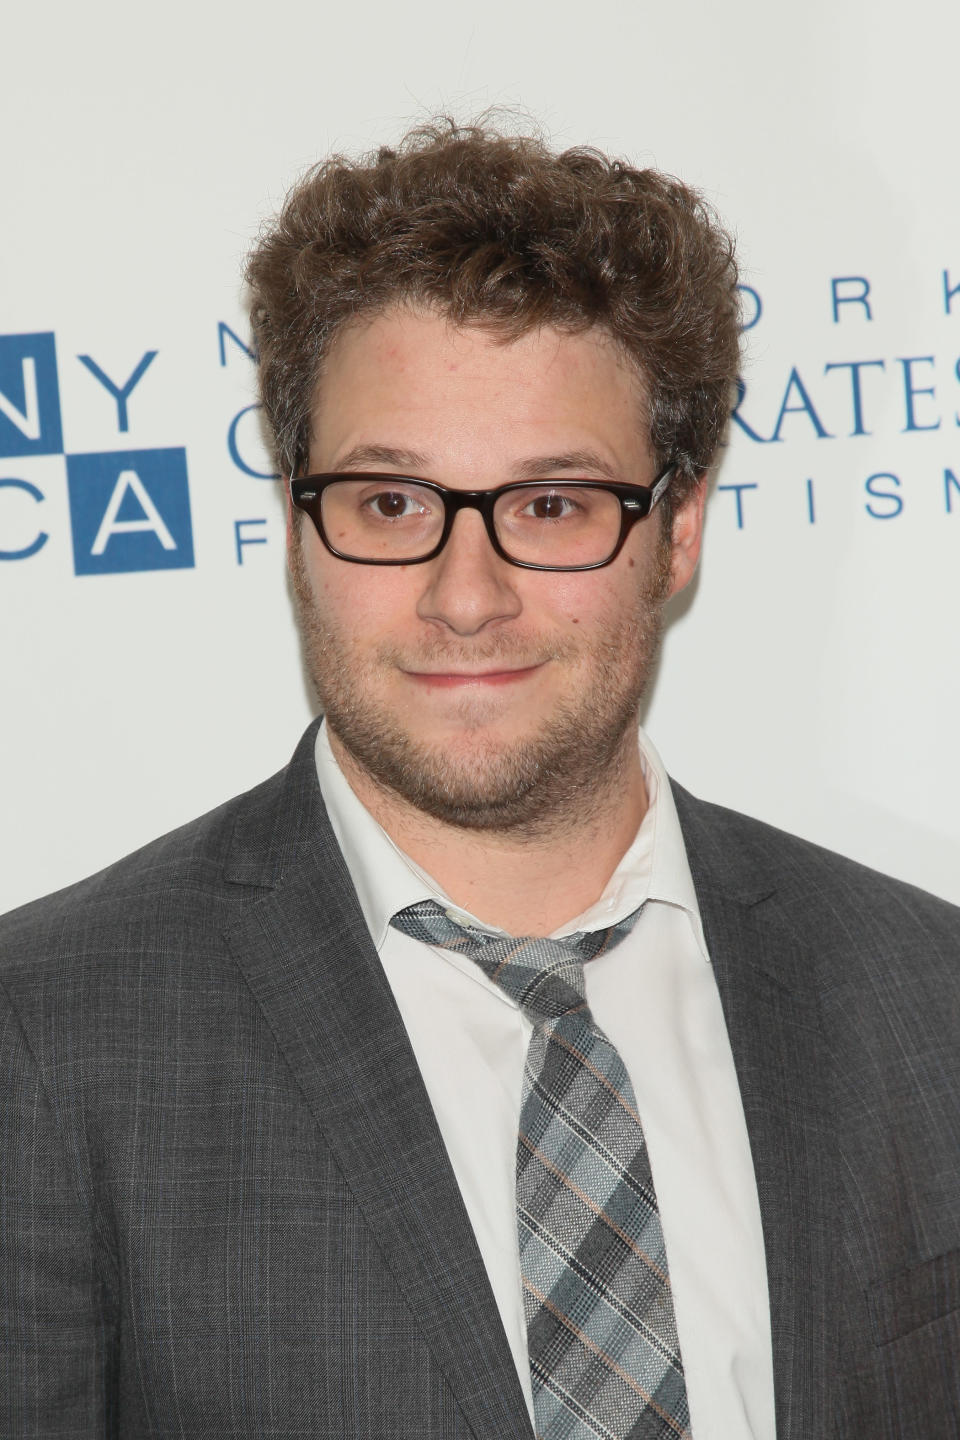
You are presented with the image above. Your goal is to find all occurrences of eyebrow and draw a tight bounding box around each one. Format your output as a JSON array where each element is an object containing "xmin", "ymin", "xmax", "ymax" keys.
[
  {"xmin": 334, "ymin": 443, "xmax": 432, "ymax": 472},
  {"xmin": 331, "ymin": 444, "xmax": 623, "ymax": 482},
  {"xmin": 512, "ymin": 451, "xmax": 623, "ymax": 482}
]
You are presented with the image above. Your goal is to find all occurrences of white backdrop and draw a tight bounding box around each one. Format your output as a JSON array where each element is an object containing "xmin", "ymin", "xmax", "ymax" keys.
[{"xmin": 2, "ymin": 0, "xmax": 958, "ymax": 913}]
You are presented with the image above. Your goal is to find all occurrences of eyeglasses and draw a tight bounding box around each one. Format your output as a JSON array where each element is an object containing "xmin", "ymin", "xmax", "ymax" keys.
[{"xmin": 289, "ymin": 464, "xmax": 674, "ymax": 572}]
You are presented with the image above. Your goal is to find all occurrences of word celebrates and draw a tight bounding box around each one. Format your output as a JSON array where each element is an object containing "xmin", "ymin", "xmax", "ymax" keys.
[
  {"xmin": 0, "ymin": 332, "xmax": 194, "ymax": 575},
  {"xmin": 722, "ymin": 269, "xmax": 960, "ymax": 530}
]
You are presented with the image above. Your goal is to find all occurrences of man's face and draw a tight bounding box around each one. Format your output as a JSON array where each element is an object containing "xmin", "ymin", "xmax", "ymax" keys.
[{"xmin": 289, "ymin": 307, "xmax": 704, "ymax": 834}]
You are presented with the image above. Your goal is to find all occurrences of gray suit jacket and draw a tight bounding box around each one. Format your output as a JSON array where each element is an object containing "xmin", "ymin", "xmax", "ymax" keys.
[{"xmin": 2, "ymin": 721, "xmax": 959, "ymax": 1438}]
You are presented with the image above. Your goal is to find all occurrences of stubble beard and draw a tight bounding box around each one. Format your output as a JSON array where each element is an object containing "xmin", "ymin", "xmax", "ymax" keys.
[{"xmin": 290, "ymin": 538, "xmax": 672, "ymax": 839}]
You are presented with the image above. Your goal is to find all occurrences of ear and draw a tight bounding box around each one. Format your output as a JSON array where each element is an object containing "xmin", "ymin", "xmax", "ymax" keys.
[{"xmin": 667, "ymin": 477, "xmax": 707, "ymax": 598}]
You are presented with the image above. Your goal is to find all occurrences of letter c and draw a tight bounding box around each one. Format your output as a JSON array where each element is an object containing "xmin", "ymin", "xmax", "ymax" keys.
[
  {"xmin": 0, "ymin": 478, "xmax": 48, "ymax": 559},
  {"xmin": 227, "ymin": 404, "xmax": 279, "ymax": 479}
]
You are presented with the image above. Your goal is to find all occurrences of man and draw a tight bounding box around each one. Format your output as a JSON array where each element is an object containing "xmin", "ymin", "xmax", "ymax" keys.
[{"xmin": 1, "ymin": 122, "xmax": 958, "ymax": 1440}]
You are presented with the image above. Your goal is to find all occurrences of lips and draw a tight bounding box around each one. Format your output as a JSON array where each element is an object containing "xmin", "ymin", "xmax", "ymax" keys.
[{"xmin": 403, "ymin": 664, "xmax": 543, "ymax": 688}]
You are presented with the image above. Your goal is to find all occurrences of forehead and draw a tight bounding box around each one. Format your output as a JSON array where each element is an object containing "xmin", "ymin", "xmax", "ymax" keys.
[{"xmin": 308, "ymin": 307, "xmax": 653, "ymax": 478}]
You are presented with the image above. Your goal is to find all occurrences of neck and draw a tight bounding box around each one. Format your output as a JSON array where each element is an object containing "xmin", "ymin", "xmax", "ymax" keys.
[{"xmin": 328, "ymin": 728, "xmax": 649, "ymax": 935}]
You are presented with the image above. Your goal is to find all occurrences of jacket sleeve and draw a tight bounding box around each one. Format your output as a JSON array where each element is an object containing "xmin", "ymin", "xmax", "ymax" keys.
[{"xmin": 0, "ymin": 990, "xmax": 116, "ymax": 1436}]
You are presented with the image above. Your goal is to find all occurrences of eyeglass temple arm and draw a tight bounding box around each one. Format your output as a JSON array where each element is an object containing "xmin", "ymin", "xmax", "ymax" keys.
[{"xmin": 621, "ymin": 464, "xmax": 675, "ymax": 514}]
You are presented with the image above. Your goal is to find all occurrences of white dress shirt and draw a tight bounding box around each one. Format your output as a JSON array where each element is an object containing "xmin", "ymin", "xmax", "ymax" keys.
[{"xmin": 314, "ymin": 721, "xmax": 776, "ymax": 1440}]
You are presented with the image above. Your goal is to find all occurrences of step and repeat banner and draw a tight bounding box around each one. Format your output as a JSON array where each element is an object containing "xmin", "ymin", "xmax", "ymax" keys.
[{"xmin": 2, "ymin": 0, "xmax": 958, "ymax": 911}]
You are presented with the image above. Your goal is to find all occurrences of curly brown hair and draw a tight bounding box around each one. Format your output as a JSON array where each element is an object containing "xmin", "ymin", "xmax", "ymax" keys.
[{"xmin": 246, "ymin": 119, "xmax": 740, "ymax": 516}]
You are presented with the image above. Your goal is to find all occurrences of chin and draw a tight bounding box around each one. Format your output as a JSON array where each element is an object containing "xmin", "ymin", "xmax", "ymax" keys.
[{"xmin": 328, "ymin": 698, "xmax": 638, "ymax": 836}]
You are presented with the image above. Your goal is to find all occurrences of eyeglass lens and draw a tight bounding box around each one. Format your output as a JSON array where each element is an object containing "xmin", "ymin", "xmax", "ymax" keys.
[{"xmin": 320, "ymin": 478, "xmax": 624, "ymax": 566}]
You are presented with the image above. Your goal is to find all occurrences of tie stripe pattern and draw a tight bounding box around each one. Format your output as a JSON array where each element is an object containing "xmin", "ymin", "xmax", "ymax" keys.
[{"xmin": 391, "ymin": 901, "xmax": 691, "ymax": 1440}]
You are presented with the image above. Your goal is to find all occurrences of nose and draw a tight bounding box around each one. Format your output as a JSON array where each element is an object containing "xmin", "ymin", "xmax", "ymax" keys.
[{"xmin": 416, "ymin": 508, "xmax": 522, "ymax": 636}]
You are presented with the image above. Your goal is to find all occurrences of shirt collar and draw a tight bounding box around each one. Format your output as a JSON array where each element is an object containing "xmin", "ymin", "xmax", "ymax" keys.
[
  {"xmin": 314, "ymin": 721, "xmax": 447, "ymax": 949},
  {"xmin": 313, "ymin": 719, "xmax": 707, "ymax": 959}
]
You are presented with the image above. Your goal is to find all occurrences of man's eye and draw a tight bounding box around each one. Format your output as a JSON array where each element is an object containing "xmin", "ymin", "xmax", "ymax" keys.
[
  {"xmin": 364, "ymin": 491, "xmax": 422, "ymax": 519},
  {"xmin": 522, "ymin": 491, "xmax": 578, "ymax": 520}
]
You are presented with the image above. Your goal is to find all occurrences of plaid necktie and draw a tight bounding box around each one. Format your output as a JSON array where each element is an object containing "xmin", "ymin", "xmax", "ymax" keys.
[{"xmin": 391, "ymin": 900, "xmax": 691, "ymax": 1440}]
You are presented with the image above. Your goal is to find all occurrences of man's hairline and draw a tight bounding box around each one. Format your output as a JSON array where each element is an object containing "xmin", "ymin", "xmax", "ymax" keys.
[
  {"xmin": 292, "ymin": 297, "xmax": 661, "ymax": 478},
  {"xmin": 282, "ymin": 298, "xmax": 707, "ymax": 553}
]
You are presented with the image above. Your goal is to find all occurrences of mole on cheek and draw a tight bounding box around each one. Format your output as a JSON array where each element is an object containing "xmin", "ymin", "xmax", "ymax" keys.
[{"xmin": 628, "ymin": 558, "xmax": 635, "ymax": 569}]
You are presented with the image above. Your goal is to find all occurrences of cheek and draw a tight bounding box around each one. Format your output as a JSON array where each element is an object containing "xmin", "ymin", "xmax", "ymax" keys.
[
  {"xmin": 535, "ymin": 573, "xmax": 626, "ymax": 634},
  {"xmin": 315, "ymin": 560, "xmax": 424, "ymax": 633}
]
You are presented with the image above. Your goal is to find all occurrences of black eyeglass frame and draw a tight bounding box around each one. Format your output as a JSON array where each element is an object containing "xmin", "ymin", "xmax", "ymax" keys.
[{"xmin": 289, "ymin": 463, "xmax": 676, "ymax": 572}]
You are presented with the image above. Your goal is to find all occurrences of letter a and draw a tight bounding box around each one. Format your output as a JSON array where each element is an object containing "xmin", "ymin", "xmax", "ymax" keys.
[{"xmin": 90, "ymin": 469, "xmax": 177, "ymax": 555}]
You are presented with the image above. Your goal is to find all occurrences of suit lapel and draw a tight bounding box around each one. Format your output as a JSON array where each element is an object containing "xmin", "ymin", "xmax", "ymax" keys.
[
  {"xmin": 673, "ymin": 785, "xmax": 838, "ymax": 1440},
  {"xmin": 219, "ymin": 732, "xmax": 839, "ymax": 1438},
  {"xmin": 222, "ymin": 729, "xmax": 533, "ymax": 1440}
]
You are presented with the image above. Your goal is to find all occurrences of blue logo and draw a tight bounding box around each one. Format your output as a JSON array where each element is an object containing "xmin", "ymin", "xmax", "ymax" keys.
[
  {"xmin": 0, "ymin": 333, "xmax": 63, "ymax": 459},
  {"xmin": 66, "ymin": 448, "xmax": 195, "ymax": 576}
]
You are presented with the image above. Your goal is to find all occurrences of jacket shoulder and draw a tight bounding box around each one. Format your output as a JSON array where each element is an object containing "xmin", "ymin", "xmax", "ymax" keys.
[
  {"xmin": 672, "ymin": 781, "xmax": 960, "ymax": 962},
  {"xmin": 0, "ymin": 722, "xmax": 328, "ymax": 985}
]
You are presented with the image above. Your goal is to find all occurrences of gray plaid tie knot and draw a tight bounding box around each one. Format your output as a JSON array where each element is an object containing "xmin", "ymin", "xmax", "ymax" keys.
[
  {"xmin": 391, "ymin": 899, "xmax": 691, "ymax": 1440},
  {"xmin": 390, "ymin": 899, "xmax": 623, "ymax": 1021}
]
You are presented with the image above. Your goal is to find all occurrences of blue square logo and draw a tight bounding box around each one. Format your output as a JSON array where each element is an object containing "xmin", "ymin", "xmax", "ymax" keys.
[
  {"xmin": 66, "ymin": 448, "xmax": 195, "ymax": 576},
  {"xmin": 0, "ymin": 333, "xmax": 63, "ymax": 459}
]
